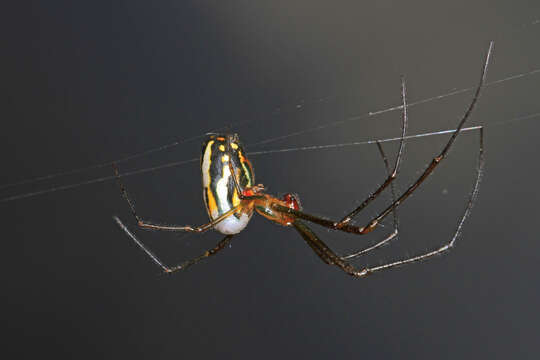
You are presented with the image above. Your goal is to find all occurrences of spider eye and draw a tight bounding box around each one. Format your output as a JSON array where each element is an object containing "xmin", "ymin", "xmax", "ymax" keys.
[{"xmin": 282, "ymin": 193, "xmax": 301, "ymax": 211}]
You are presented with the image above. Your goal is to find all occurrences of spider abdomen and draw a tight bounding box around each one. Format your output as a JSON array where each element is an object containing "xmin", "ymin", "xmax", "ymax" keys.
[{"xmin": 201, "ymin": 134, "xmax": 255, "ymax": 234}]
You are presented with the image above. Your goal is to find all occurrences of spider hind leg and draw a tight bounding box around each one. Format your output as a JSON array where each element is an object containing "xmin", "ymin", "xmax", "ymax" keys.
[{"xmin": 113, "ymin": 216, "xmax": 235, "ymax": 273}]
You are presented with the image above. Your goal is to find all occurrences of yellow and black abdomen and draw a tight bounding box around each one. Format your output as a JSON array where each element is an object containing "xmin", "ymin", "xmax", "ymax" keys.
[{"xmin": 200, "ymin": 134, "xmax": 255, "ymax": 234}]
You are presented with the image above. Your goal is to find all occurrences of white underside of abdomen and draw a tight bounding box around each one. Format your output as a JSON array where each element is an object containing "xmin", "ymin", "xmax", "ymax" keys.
[{"xmin": 213, "ymin": 212, "xmax": 252, "ymax": 235}]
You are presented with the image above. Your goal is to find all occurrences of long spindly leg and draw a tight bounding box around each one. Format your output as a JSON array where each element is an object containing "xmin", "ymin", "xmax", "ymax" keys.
[
  {"xmin": 293, "ymin": 126, "xmax": 484, "ymax": 278},
  {"xmin": 357, "ymin": 126, "xmax": 485, "ymax": 275},
  {"xmin": 354, "ymin": 42, "xmax": 492, "ymax": 234},
  {"xmin": 278, "ymin": 75, "xmax": 407, "ymax": 235},
  {"xmin": 113, "ymin": 163, "xmax": 238, "ymax": 232},
  {"xmin": 274, "ymin": 41, "xmax": 493, "ymax": 236},
  {"xmin": 114, "ymin": 216, "xmax": 234, "ymax": 273},
  {"xmin": 342, "ymin": 141, "xmax": 399, "ymax": 259},
  {"xmin": 292, "ymin": 220, "xmax": 359, "ymax": 274},
  {"xmin": 337, "ymin": 74, "xmax": 409, "ymax": 228}
]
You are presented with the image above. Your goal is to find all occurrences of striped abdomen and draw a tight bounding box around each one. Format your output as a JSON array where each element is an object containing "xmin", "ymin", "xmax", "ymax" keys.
[{"xmin": 200, "ymin": 134, "xmax": 255, "ymax": 234}]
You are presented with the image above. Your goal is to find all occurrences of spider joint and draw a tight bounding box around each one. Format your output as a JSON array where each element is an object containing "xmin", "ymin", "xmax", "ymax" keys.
[
  {"xmin": 335, "ymin": 219, "xmax": 350, "ymax": 228},
  {"xmin": 354, "ymin": 268, "xmax": 371, "ymax": 277},
  {"xmin": 363, "ymin": 220, "xmax": 378, "ymax": 234}
]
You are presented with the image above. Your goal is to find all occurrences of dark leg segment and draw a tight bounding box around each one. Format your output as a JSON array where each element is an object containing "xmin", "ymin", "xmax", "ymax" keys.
[
  {"xmin": 292, "ymin": 220, "xmax": 358, "ymax": 274},
  {"xmin": 292, "ymin": 126, "xmax": 484, "ymax": 277},
  {"xmin": 278, "ymin": 75, "xmax": 408, "ymax": 233},
  {"xmin": 357, "ymin": 42, "xmax": 492, "ymax": 232},
  {"xmin": 338, "ymin": 75, "xmax": 408, "ymax": 227},
  {"xmin": 114, "ymin": 216, "xmax": 234, "ymax": 273},
  {"xmin": 359, "ymin": 126, "xmax": 485, "ymax": 275},
  {"xmin": 274, "ymin": 41, "xmax": 493, "ymax": 236},
  {"xmin": 342, "ymin": 141, "xmax": 399, "ymax": 259}
]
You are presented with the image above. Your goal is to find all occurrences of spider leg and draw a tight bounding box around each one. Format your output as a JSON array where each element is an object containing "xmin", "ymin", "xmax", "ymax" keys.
[
  {"xmin": 357, "ymin": 41, "xmax": 492, "ymax": 233},
  {"xmin": 114, "ymin": 216, "xmax": 234, "ymax": 273},
  {"xmin": 113, "ymin": 163, "xmax": 239, "ymax": 232},
  {"xmin": 292, "ymin": 220, "xmax": 369, "ymax": 276},
  {"xmin": 270, "ymin": 73, "xmax": 408, "ymax": 234},
  {"xmin": 293, "ymin": 126, "xmax": 484, "ymax": 277},
  {"xmin": 337, "ymin": 74, "xmax": 408, "ymax": 228},
  {"xmin": 228, "ymin": 160, "xmax": 265, "ymax": 200},
  {"xmin": 274, "ymin": 41, "xmax": 493, "ymax": 236},
  {"xmin": 342, "ymin": 141, "xmax": 399, "ymax": 259},
  {"xmin": 356, "ymin": 126, "xmax": 485, "ymax": 275}
]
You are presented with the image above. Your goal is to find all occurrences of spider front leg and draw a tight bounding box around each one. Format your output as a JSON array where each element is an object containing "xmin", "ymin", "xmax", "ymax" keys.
[
  {"xmin": 342, "ymin": 140, "xmax": 400, "ymax": 259},
  {"xmin": 337, "ymin": 74, "xmax": 409, "ymax": 229},
  {"xmin": 291, "ymin": 127, "xmax": 484, "ymax": 277},
  {"xmin": 276, "ymin": 41, "xmax": 492, "ymax": 236},
  {"xmin": 113, "ymin": 163, "xmax": 237, "ymax": 232},
  {"xmin": 356, "ymin": 41, "xmax": 492, "ymax": 233},
  {"xmin": 271, "ymin": 74, "xmax": 409, "ymax": 236},
  {"xmin": 114, "ymin": 216, "xmax": 234, "ymax": 273},
  {"xmin": 358, "ymin": 126, "xmax": 485, "ymax": 274}
]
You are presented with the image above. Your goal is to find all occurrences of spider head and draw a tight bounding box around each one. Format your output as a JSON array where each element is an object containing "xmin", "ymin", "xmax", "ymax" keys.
[{"xmin": 282, "ymin": 193, "xmax": 302, "ymax": 211}]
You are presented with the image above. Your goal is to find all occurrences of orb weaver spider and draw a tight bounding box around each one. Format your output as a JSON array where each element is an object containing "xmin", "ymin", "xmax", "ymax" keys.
[{"xmin": 113, "ymin": 42, "xmax": 492, "ymax": 277}]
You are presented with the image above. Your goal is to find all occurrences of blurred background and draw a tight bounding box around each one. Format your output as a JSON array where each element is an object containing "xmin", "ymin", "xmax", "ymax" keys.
[{"xmin": 2, "ymin": 1, "xmax": 539, "ymax": 359}]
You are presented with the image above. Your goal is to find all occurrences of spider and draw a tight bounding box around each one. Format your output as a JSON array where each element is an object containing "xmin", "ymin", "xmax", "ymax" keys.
[{"xmin": 113, "ymin": 42, "xmax": 492, "ymax": 277}]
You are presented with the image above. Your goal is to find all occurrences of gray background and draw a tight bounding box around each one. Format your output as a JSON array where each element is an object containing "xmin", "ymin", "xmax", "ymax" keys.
[{"xmin": 2, "ymin": 1, "xmax": 539, "ymax": 359}]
